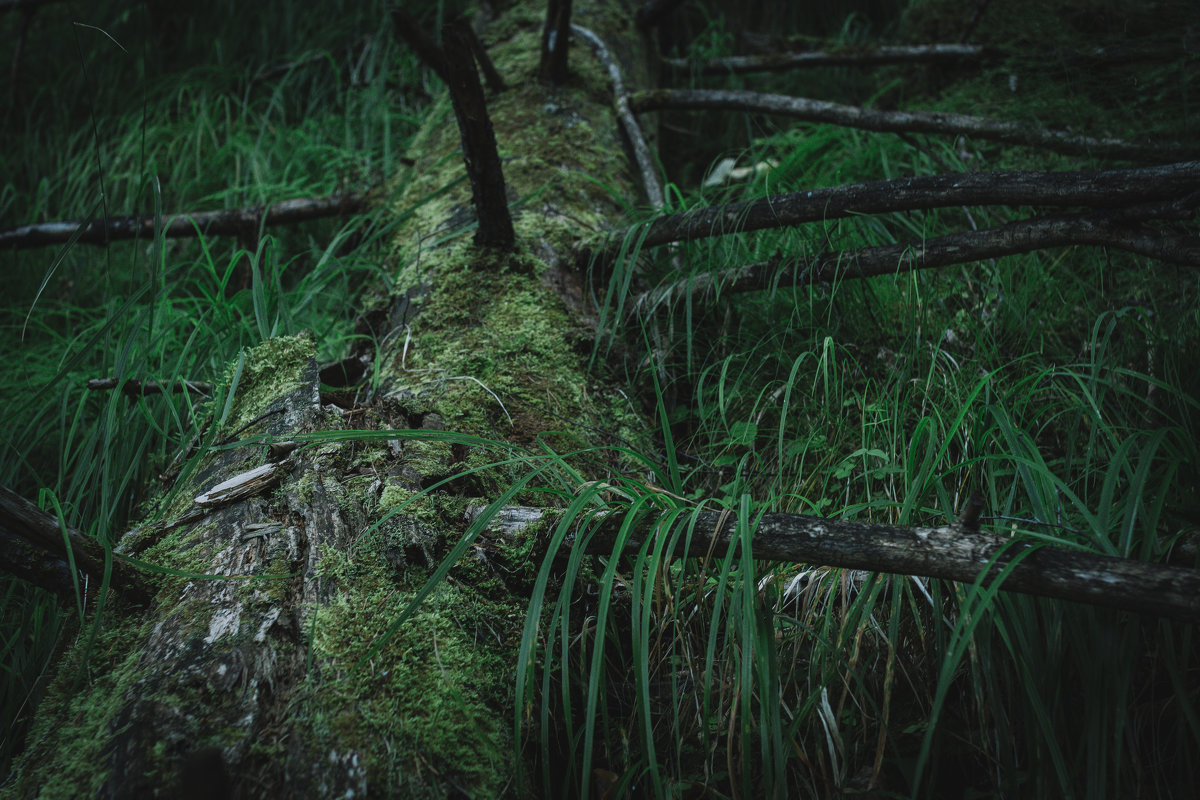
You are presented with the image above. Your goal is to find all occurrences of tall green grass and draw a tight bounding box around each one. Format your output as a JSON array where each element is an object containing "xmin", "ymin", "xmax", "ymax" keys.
[
  {"xmin": 2, "ymin": 0, "xmax": 1197, "ymax": 795},
  {"xmin": 0, "ymin": 0, "xmax": 438, "ymax": 775}
]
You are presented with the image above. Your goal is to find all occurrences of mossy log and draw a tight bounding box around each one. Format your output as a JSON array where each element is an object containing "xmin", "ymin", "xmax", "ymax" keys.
[{"xmin": 4, "ymin": 2, "xmax": 650, "ymax": 797}]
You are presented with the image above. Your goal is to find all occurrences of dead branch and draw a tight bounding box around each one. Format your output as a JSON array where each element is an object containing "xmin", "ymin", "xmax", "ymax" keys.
[
  {"xmin": 0, "ymin": 484, "xmax": 151, "ymax": 604},
  {"xmin": 472, "ymin": 504, "xmax": 1200, "ymax": 620},
  {"xmin": 596, "ymin": 161, "xmax": 1200, "ymax": 259},
  {"xmin": 578, "ymin": 510, "xmax": 1200, "ymax": 621},
  {"xmin": 573, "ymin": 24, "xmax": 664, "ymax": 208},
  {"xmin": 635, "ymin": 200, "xmax": 1200, "ymax": 310},
  {"xmin": 662, "ymin": 44, "xmax": 993, "ymax": 75},
  {"xmin": 443, "ymin": 19, "xmax": 514, "ymax": 250},
  {"xmin": 0, "ymin": 192, "xmax": 365, "ymax": 250},
  {"xmin": 629, "ymin": 88, "xmax": 1199, "ymax": 162}
]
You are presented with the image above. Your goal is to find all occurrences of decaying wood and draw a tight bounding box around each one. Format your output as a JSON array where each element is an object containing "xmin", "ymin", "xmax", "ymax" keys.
[
  {"xmin": 629, "ymin": 88, "xmax": 1200, "ymax": 162},
  {"xmin": 0, "ymin": 192, "xmax": 364, "ymax": 250},
  {"xmin": 0, "ymin": 484, "xmax": 151, "ymax": 604},
  {"xmin": 573, "ymin": 24, "xmax": 664, "ymax": 207},
  {"xmin": 94, "ymin": 349, "xmax": 376, "ymax": 798},
  {"xmin": 597, "ymin": 161, "xmax": 1200, "ymax": 259}
]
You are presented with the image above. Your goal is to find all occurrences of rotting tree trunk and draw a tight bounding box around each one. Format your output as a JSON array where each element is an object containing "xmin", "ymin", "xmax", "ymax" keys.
[{"xmin": 4, "ymin": 2, "xmax": 648, "ymax": 797}]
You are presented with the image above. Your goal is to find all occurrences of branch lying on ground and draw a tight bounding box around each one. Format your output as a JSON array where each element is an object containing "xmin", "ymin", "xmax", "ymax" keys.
[
  {"xmin": 629, "ymin": 88, "xmax": 1200, "ymax": 162},
  {"xmin": 635, "ymin": 201, "xmax": 1200, "ymax": 310},
  {"xmin": 663, "ymin": 43, "xmax": 994, "ymax": 74},
  {"xmin": 0, "ymin": 484, "xmax": 151, "ymax": 604},
  {"xmin": 0, "ymin": 192, "xmax": 365, "ymax": 250},
  {"xmin": 479, "ymin": 505, "xmax": 1200, "ymax": 621},
  {"xmin": 593, "ymin": 161, "xmax": 1200, "ymax": 260}
]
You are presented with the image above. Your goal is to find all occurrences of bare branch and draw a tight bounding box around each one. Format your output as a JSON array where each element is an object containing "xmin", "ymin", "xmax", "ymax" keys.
[
  {"xmin": 663, "ymin": 44, "xmax": 993, "ymax": 75},
  {"xmin": 86, "ymin": 377, "xmax": 215, "ymax": 396},
  {"xmin": 0, "ymin": 484, "xmax": 151, "ymax": 604},
  {"xmin": 629, "ymin": 88, "xmax": 1199, "ymax": 162},
  {"xmin": 0, "ymin": 192, "xmax": 365, "ymax": 250},
  {"xmin": 578, "ymin": 510, "xmax": 1200, "ymax": 621},
  {"xmin": 442, "ymin": 19, "xmax": 514, "ymax": 250},
  {"xmin": 573, "ymin": 24, "xmax": 664, "ymax": 208},
  {"xmin": 636, "ymin": 201, "xmax": 1200, "ymax": 311},
  {"xmin": 597, "ymin": 161, "xmax": 1200, "ymax": 258}
]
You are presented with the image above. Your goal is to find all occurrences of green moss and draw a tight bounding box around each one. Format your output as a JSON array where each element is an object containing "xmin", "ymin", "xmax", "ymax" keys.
[
  {"xmin": 216, "ymin": 331, "xmax": 316, "ymax": 435},
  {"xmin": 6, "ymin": 618, "xmax": 153, "ymax": 799},
  {"xmin": 303, "ymin": 554, "xmax": 523, "ymax": 797}
]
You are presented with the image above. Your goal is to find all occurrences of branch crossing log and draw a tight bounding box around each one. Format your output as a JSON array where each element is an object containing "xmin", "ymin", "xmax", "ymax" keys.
[{"xmin": 598, "ymin": 161, "xmax": 1200, "ymax": 259}]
